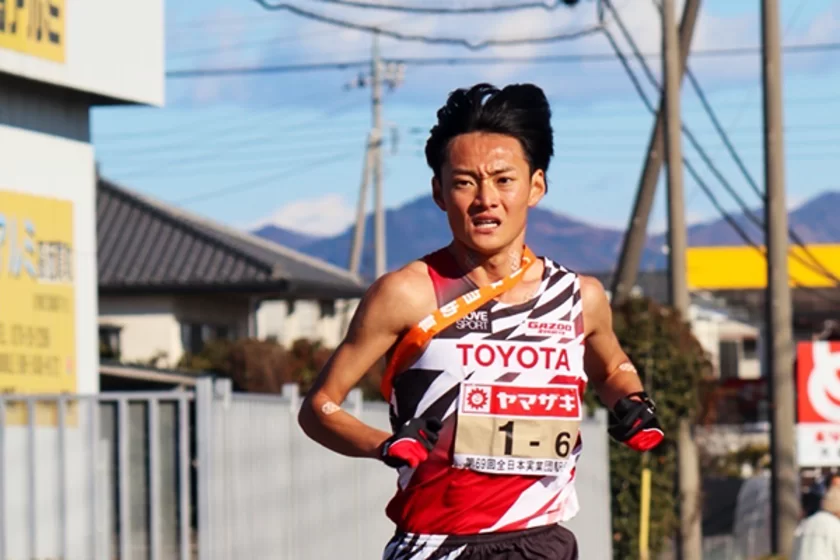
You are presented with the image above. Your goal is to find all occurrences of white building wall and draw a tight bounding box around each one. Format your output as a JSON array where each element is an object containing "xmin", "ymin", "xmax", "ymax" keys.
[
  {"xmin": 688, "ymin": 302, "xmax": 761, "ymax": 379},
  {"xmin": 100, "ymin": 294, "xmax": 253, "ymax": 368},
  {"xmin": 0, "ymin": 0, "xmax": 164, "ymax": 106},
  {"xmin": 98, "ymin": 295, "xmax": 180, "ymax": 366},
  {"xmin": 257, "ymin": 298, "xmax": 360, "ymax": 349},
  {"xmin": 0, "ymin": 125, "xmax": 99, "ymax": 394}
]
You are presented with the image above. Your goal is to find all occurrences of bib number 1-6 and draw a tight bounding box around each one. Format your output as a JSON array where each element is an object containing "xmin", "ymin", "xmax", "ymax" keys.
[{"xmin": 497, "ymin": 420, "xmax": 573, "ymax": 458}]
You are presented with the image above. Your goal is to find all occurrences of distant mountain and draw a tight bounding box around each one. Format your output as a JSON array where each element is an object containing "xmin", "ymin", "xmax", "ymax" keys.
[
  {"xmin": 648, "ymin": 191, "xmax": 840, "ymax": 252},
  {"xmin": 255, "ymin": 196, "xmax": 662, "ymax": 277},
  {"xmin": 251, "ymin": 225, "xmax": 322, "ymax": 251},
  {"xmin": 253, "ymin": 190, "xmax": 840, "ymax": 279}
]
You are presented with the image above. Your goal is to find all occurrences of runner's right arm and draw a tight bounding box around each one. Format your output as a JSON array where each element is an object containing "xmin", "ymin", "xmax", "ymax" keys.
[{"xmin": 298, "ymin": 265, "xmax": 433, "ymax": 460}]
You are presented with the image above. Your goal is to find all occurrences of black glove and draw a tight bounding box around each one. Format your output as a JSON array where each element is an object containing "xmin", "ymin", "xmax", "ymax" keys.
[
  {"xmin": 380, "ymin": 417, "xmax": 443, "ymax": 469},
  {"xmin": 608, "ymin": 392, "xmax": 664, "ymax": 452}
]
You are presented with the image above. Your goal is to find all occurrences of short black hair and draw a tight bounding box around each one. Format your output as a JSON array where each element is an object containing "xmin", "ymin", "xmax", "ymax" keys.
[{"xmin": 425, "ymin": 83, "xmax": 554, "ymax": 181}]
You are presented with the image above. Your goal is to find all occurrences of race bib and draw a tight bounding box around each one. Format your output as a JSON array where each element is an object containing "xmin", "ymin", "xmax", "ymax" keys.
[{"xmin": 452, "ymin": 380, "xmax": 582, "ymax": 476}]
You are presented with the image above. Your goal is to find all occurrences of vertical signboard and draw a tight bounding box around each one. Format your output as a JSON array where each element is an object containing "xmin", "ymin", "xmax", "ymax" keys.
[
  {"xmin": 0, "ymin": 0, "xmax": 66, "ymax": 63},
  {"xmin": 796, "ymin": 341, "xmax": 840, "ymax": 466},
  {"xmin": 0, "ymin": 190, "xmax": 75, "ymax": 401}
]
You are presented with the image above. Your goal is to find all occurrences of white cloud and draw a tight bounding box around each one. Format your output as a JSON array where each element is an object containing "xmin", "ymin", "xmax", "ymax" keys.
[
  {"xmin": 251, "ymin": 194, "xmax": 357, "ymax": 236},
  {"xmin": 169, "ymin": 6, "xmax": 271, "ymax": 105},
  {"xmin": 276, "ymin": 1, "xmax": 837, "ymax": 99}
]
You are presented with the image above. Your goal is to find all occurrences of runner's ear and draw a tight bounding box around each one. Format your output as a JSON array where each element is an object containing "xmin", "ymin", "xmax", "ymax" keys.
[
  {"xmin": 528, "ymin": 169, "xmax": 546, "ymax": 207},
  {"xmin": 432, "ymin": 176, "xmax": 446, "ymax": 211}
]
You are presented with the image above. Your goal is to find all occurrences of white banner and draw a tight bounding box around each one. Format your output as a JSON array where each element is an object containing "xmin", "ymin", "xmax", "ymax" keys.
[{"xmin": 797, "ymin": 424, "xmax": 840, "ymax": 467}]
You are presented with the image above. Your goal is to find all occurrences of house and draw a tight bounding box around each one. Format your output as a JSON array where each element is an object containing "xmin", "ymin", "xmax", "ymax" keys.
[
  {"xmin": 96, "ymin": 178, "xmax": 367, "ymax": 369},
  {"xmin": 595, "ymin": 271, "xmax": 761, "ymax": 380}
]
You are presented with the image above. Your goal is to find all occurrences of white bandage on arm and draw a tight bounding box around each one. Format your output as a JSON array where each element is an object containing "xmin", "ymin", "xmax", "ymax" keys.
[
  {"xmin": 616, "ymin": 362, "xmax": 638, "ymax": 375},
  {"xmin": 321, "ymin": 401, "xmax": 341, "ymax": 415}
]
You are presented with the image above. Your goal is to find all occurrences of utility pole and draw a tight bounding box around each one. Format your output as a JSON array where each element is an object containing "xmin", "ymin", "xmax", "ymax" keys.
[
  {"xmin": 610, "ymin": 0, "xmax": 701, "ymax": 306},
  {"xmin": 348, "ymin": 134, "xmax": 374, "ymax": 276},
  {"xmin": 344, "ymin": 33, "xmax": 403, "ymax": 281},
  {"xmin": 663, "ymin": 2, "xmax": 688, "ymax": 316},
  {"xmin": 371, "ymin": 32, "xmax": 386, "ymax": 279},
  {"xmin": 662, "ymin": 0, "xmax": 700, "ymax": 558},
  {"xmin": 762, "ymin": 0, "xmax": 797, "ymax": 554}
]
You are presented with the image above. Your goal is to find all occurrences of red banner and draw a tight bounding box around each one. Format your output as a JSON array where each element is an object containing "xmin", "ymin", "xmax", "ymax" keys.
[
  {"xmin": 797, "ymin": 341, "xmax": 840, "ymax": 424},
  {"xmin": 796, "ymin": 341, "xmax": 840, "ymax": 467}
]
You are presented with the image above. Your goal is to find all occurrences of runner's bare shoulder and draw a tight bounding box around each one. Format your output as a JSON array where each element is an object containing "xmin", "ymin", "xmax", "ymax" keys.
[
  {"xmin": 577, "ymin": 275, "xmax": 616, "ymax": 342},
  {"xmin": 349, "ymin": 259, "xmax": 437, "ymax": 339}
]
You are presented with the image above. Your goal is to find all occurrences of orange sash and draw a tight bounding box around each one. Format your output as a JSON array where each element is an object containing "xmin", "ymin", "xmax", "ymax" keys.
[{"xmin": 379, "ymin": 246, "xmax": 539, "ymax": 400}]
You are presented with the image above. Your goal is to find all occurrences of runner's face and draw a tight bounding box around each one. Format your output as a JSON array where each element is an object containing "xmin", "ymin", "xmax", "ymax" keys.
[{"xmin": 433, "ymin": 132, "xmax": 546, "ymax": 255}]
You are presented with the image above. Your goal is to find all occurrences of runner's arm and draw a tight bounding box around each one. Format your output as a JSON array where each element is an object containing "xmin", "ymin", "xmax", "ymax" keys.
[
  {"xmin": 580, "ymin": 276, "xmax": 645, "ymax": 408},
  {"xmin": 298, "ymin": 268, "xmax": 427, "ymax": 459}
]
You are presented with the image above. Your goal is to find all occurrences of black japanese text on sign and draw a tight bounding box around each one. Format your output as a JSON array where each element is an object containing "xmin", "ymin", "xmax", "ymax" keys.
[
  {"xmin": 0, "ymin": 190, "xmax": 76, "ymax": 397},
  {"xmin": 0, "ymin": 0, "xmax": 65, "ymax": 63}
]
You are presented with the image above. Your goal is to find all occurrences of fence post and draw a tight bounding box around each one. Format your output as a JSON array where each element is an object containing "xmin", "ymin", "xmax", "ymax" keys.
[
  {"xmin": 214, "ymin": 379, "xmax": 232, "ymax": 409},
  {"xmin": 281, "ymin": 383, "xmax": 299, "ymax": 559},
  {"xmin": 195, "ymin": 378, "xmax": 214, "ymax": 560},
  {"xmin": 347, "ymin": 388, "xmax": 364, "ymax": 558},
  {"xmin": 281, "ymin": 383, "xmax": 299, "ymax": 411}
]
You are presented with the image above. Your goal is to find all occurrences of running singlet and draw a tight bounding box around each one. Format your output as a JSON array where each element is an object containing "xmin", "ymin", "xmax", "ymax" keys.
[{"xmin": 383, "ymin": 248, "xmax": 588, "ymax": 536}]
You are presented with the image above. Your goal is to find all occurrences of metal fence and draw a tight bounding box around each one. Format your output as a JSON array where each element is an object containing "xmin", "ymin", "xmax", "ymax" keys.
[
  {"xmin": 0, "ymin": 391, "xmax": 194, "ymax": 560},
  {"xmin": 0, "ymin": 378, "xmax": 612, "ymax": 560}
]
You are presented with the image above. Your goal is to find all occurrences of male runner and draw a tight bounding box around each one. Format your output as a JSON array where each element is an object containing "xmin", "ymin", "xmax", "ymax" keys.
[{"xmin": 298, "ymin": 83, "xmax": 664, "ymax": 559}]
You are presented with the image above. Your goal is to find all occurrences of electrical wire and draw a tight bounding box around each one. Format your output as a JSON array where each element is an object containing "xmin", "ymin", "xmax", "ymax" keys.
[
  {"xmin": 99, "ymin": 98, "xmax": 365, "ymax": 176},
  {"xmin": 710, "ymin": 0, "xmax": 814, "ymax": 143},
  {"xmin": 685, "ymin": 68, "xmax": 840, "ymax": 284},
  {"xmin": 109, "ymin": 138, "xmax": 367, "ymax": 178},
  {"xmin": 250, "ymin": 0, "xmax": 603, "ymax": 50},
  {"xmin": 294, "ymin": 0, "xmax": 580, "ymax": 14},
  {"xmin": 605, "ymin": 30, "xmax": 838, "ymax": 304},
  {"xmin": 172, "ymin": 149, "xmax": 360, "ymax": 205},
  {"xmin": 601, "ymin": 16, "xmax": 840, "ymax": 292},
  {"xmin": 167, "ymin": 60, "xmax": 370, "ymax": 79},
  {"xmin": 165, "ymin": 41, "xmax": 840, "ymax": 79},
  {"xmin": 602, "ymin": 0, "xmax": 838, "ymax": 286}
]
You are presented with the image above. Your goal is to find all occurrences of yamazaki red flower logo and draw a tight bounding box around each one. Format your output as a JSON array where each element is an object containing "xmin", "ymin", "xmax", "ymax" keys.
[{"xmin": 798, "ymin": 341, "xmax": 840, "ymax": 424}]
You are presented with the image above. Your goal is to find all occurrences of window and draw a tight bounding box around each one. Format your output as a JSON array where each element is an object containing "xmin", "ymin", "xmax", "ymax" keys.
[
  {"xmin": 296, "ymin": 301, "xmax": 319, "ymax": 340},
  {"xmin": 180, "ymin": 322, "xmax": 236, "ymax": 354},
  {"xmin": 742, "ymin": 337, "xmax": 758, "ymax": 360},
  {"xmin": 99, "ymin": 325, "xmax": 122, "ymax": 360},
  {"xmin": 319, "ymin": 300, "xmax": 336, "ymax": 318},
  {"xmin": 718, "ymin": 340, "xmax": 740, "ymax": 379}
]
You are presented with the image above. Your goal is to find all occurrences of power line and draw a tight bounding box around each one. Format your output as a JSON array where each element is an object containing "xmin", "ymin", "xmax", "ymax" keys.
[
  {"xmin": 166, "ymin": 15, "xmax": 412, "ymax": 61},
  {"xmin": 685, "ymin": 69, "xmax": 840, "ymax": 284},
  {"xmin": 168, "ymin": 60, "xmax": 370, "ymax": 79},
  {"xmin": 173, "ymin": 149, "xmax": 360, "ymax": 205},
  {"xmin": 609, "ymin": 0, "xmax": 840, "ymax": 286},
  {"xmin": 602, "ymin": 15, "xmax": 839, "ymax": 287},
  {"xmin": 710, "ymin": 0, "xmax": 814, "ymax": 146},
  {"xmin": 165, "ymin": 40, "xmax": 840, "ymax": 78},
  {"xmin": 103, "ymin": 98, "xmax": 364, "ymax": 175},
  {"xmin": 292, "ymin": 0, "xmax": 580, "ymax": 14},
  {"xmin": 250, "ymin": 0, "xmax": 603, "ymax": 50},
  {"xmin": 108, "ymin": 139, "xmax": 365, "ymax": 179}
]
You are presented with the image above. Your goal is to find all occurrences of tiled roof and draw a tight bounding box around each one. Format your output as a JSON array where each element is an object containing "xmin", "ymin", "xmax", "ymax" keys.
[{"xmin": 97, "ymin": 178, "xmax": 367, "ymax": 298}]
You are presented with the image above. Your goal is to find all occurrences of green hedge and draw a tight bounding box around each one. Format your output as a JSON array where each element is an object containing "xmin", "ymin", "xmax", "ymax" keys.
[{"xmin": 584, "ymin": 297, "xmax": 713, "ymax": 559}]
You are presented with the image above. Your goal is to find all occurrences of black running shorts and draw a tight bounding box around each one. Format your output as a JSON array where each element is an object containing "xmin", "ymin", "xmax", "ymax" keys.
[{"xmin": 382, "ymin": 524, "xmax": 578, "ymax": 560}]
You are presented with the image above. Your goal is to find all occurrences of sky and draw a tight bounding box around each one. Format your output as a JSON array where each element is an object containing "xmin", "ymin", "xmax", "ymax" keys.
[{"xmin": 91, "ymin": 0, "xmax": 840, "ymax": 238}]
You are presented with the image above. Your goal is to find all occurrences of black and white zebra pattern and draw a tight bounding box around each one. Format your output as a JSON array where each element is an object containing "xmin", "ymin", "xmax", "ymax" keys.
[{"xmin": 389, "ymin": 258, "xmax": 584, "ymax": 433}]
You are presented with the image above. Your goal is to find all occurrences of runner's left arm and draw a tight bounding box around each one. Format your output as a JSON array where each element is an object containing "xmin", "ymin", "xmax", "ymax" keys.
[
  {"xmin": 579, "ymin": 276, "xmax": 644, "ymax": 408},
  {"xmin": 580, "ymin": 276, "xmax": 664, "ymax": 452}
]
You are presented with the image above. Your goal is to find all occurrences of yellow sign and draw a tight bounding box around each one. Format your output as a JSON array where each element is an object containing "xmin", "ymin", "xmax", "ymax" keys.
[
  {"xmin": 0, "ymin": 190, "xmax": 75, "ymax": 401},
  {"xmin": 687, "ymin": 245, "xmax": 840, "ymax": 290},
  {"xmin": 0, "ymin": 0, "xmax": 66, "ymax": 63}
]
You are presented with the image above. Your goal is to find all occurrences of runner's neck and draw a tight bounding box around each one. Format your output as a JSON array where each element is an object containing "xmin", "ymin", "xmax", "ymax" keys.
[{"xmin": 446, "ymin": 239, "xmax": 532, "ymax": 286}]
